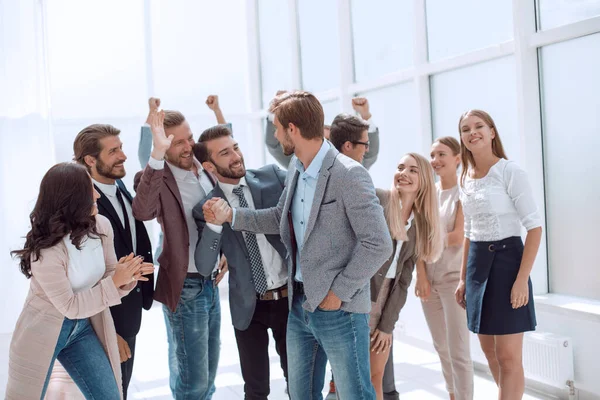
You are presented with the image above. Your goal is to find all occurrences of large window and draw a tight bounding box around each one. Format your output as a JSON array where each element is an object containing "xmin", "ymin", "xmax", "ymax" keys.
[
  {"xmin": 258, "ymin": 0, "xmax": 295, "ymax": 108},
  {"xmin": 430, "ymin": 57, "xmax": 521, "ymax": 164},
  {"xmin": 425, "ymin": 0, "xmax": 513, "ymax": 61},
  {"xmin": 350, "ymin": 0, "xmax": 413, "ymax": 82},
  {"xmin": 297, "ymin": 0, "xmax": 340, "ymax": 92},
  {"xmin": 150, "ymin": 0, "xmax": 250, "ymax": 114},
  {"xmin": 46, "ymin": 0, "xmax": 147, "ymax": 119},
  {"xmin": 540, "ymin": 33, "xmax": 600, "ymax": 300}
]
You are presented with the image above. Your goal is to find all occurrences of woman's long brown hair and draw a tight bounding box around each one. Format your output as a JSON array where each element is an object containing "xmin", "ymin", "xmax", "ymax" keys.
[{"xmin": 11, "ymin": 163, "xmax": 102, "ymax": 278}]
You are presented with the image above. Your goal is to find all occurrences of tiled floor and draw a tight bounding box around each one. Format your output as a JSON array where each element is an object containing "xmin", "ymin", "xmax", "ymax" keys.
[{"xmin": 0, "ymin": 283, "xmax": 554, "ymax": 399}]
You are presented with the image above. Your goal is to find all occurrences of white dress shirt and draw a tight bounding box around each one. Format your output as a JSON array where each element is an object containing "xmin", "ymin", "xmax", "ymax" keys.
[
  {"xmin": 460, "ymin": 159, "xmax": 542, "ymax": 242},
  {"xmin": 93, "ymin": 179, "xmax": 137, "ymax": 253},
  {"xmin": 148, "ymin": 156, "xmax": 218, "ymax": 273},
  {"xmin": 385, "ymin": 211, "xmax": 414, "ymax": 278},
  {"xmin": 64, "ymin": 235, "xmax": 106, "ymax": 293},
  {"xmin": 207, "ymin": 178, "xmax": 287, "ymax": 290}
]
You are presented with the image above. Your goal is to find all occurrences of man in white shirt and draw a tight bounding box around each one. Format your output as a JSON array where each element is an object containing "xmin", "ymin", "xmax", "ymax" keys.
[
  {"xmin": 73, "ymin": 124, "xmax": 154, "ymax": 399},
  {"xmin": 192, "ymin": 125, "xmax": 289, "ymax": 400},
  {"xmin": 132, "ymin": 110, "xmax": 226, "ymax": 399}
]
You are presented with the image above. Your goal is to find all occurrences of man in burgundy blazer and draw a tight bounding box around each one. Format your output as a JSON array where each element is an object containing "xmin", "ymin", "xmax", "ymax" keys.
[{"xmin": 132, "ymin": 108, "xmax": 225, "ymax": 399}]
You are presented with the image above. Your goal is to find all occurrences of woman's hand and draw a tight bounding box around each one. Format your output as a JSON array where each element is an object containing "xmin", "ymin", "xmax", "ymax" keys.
[
  {"xmin": 112, "ymin": 253, "xmax": 154, "ymax": 288},
  {"xmin": 455, "ymin": 279, "xmax": 466, "ymax": 309},
  {"xmin": 415, "ymin": 275, "xmax": 431, "ymax": 301},
  {"xmin": 370, "ymin": 329, "xmax": 392, "ymax": 354},
  {"xmin": 117, "ymin": 334, "xmax": 132, "ymax": 363},
  {"xmin": 511, "ymin": 277, "xmax": 529, "ymax": 309}
]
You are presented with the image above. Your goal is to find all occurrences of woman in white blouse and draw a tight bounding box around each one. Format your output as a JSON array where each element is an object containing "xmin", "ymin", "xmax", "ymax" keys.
[
  {"xmin": 455, "ymin": 110, "xmax": 542, "ymax": 400},
  {"xmin": 415, "ymin": 136, "xmax": 474, "ymax": 400},
  {"xmin": 6, "ymin": 163, "xmax": 154, "ymax": 399},
  {"xmin": 369, "ymin": 153, "xmax": 444, "ymax": 400}
]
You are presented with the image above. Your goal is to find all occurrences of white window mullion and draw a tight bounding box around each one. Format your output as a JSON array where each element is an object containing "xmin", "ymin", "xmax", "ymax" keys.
[
  {"xmin": 337, "ymin": 0, "xmax": 354, "ymax": 114},
  {"xmin": 288, "ymin": 0, "xmax": 302, "ymax": 90},
  {"xmin": 414, "ymin": 0, "xmax": 432, "ymax": 153},
  {"xmin": 512, "ymin": 0, "xmax": 549, "ymax": 294}
]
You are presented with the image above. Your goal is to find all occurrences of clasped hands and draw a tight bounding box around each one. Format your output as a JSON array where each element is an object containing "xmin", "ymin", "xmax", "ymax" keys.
[{"xmin": 202, "ymin": 198, "xmax": 233, "ymax": 226}]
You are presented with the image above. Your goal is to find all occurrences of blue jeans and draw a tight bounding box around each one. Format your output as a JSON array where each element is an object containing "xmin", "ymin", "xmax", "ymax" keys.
[
  {"xmin": 41, "ymin": 317, "xmax": 120, "ymax": 399},
  {"xmin": 163, "ymin": 276, "xmax": 221, "ymax": 400},
  {"xmin": 287, "ymin": 293, "xmax": 375, "ymax": 400}
]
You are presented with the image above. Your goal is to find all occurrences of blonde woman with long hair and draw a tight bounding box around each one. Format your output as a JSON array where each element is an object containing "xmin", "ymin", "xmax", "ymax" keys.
[
  {"xmin": 455, "ymin": 110, "xmax": 542, "ymax": 400},
  {"xmin": 369, "ymin": 153, "xmax": 444, "ymax": 400},
  {"xmin": 414, "ymin": 137, "xmax": 474, "ymax": 400}
]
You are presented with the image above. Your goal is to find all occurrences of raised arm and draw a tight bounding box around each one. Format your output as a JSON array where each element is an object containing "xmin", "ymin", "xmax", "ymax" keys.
[
  {"xmin": 138, "ymin": 97, "xmax": 161, "ymax": 168},
  {"xmin": 352, "ymin": 97, "xmax": 379, "ymax": 170},
  {"xmin": 265, "ymin": 118, "xmax": 293, "ymax": 168},
  {"xmin": 132, "ymin": 110, "xmax": 172, "ymax": 221},
  {"xmin": 206, "ymin": 95, "xmax": 226, "ymax": 125}
]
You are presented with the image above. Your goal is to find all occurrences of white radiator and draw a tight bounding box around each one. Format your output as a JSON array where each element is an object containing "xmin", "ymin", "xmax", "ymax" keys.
[{"xmin": 523, "ymin": 332, "xmax": 574, "ymax": 389}]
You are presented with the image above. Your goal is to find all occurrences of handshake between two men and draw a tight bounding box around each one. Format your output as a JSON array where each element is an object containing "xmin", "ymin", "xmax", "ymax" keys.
[{"xmin": 202, "ymin": 198, "xmax": 233, "ymax": 226}]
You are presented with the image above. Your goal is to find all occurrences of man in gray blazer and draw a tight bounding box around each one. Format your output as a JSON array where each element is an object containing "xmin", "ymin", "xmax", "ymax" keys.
[
  {"xmin": 204, "ymin": 91, "xmax": 392, "ymax": 400},
  {"xmin": 191, "ymin": 125, "xmax": 290, "ymax": 400},
  {"xmin": 265, "ymin": 93, "xmax": 380, "ymax": 170}
]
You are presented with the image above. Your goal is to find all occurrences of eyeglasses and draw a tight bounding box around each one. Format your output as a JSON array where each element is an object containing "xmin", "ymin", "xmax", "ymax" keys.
[{"xmin": 351, "ymin": 140, "xmax": 370, "ymax": 150}]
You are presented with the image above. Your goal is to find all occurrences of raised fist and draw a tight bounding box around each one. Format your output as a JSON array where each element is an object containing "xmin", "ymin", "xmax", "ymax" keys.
[{"xmin": 206, "ymin": 95, "xmax": 220, "ymax": 111}]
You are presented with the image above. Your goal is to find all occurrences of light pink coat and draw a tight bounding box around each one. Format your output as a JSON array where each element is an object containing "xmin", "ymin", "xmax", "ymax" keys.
[{"xmin": 5, "ymin": 214, "xmax": 135, "ymax": 400}]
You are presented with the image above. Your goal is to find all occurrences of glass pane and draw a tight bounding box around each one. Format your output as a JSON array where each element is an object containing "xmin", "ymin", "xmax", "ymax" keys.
[
  {"xmin": 298, "ymin": 0, "xmax": 340, "ymax": 92},
  {"xmin": 540, "ymin": 33, "xmax": 600, "ymax": 299},
  {"xmin": 537, "ymin": 0, "xmax": 600, "ymax": 30},
  {"xmin": 430, "ymin": 56, "xmax": 521, "ymax": 165},
  {"xmin": 258, "ymin": 0, "xmax": 296, "ymax": 108},
  {"xmin": 356, "ymin": 84, "xmax": 419, "ymax": 189},
  {"xmin": 151, "ymin": 0, "xmax": 250, "ymax": 113},
  {"xmin": 350, "ymin": 0, "xmax": 414, "ymax": 82},
  {"xmin": 426, "ymin": 0, "xmax": 513, "ymax": 61},
  {"xmin": 322, "ymin": 99, "xmax": 341, "ymax": 126},
  {"xmin": 46, "ymin": 0, "xmax": 147, "ymax": 119}
]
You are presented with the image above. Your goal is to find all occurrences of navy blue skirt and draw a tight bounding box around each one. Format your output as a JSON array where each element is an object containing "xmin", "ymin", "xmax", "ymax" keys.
[{"xmin": 466, "ymin": 236, "xmax": 536, "ymax": 335}]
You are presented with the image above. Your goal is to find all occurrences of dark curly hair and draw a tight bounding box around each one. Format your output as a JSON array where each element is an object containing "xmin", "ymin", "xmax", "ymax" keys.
[{"xmin": 11, "ymin": 163, "xmax": 102, "ymax": 278}]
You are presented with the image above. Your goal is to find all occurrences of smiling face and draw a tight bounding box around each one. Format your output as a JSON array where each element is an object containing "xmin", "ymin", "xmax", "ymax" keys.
[
  {"xmin": 459, "ymin": 115, "xmax": 495, "ymax": 155},
  {"xmin": 165, "ymin": 121, "xmax": 195, "ymax": 170},
  {"xmin": 204, "ymin": 135, "xmax": 246, "ymax": 182},
  {"xmin": 93, "ymin": 135, "xmax": 127, "ymax": 180},
  {"xmin": 394, "ymin": 154, "xmax": 421, "ymax": 195},
  {"xmin": 430, "ymin": 141, "xmax": 460, "ymax": 178}
]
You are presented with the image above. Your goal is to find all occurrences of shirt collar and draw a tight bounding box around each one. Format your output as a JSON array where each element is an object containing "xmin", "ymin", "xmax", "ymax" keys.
[
  {"xmin": 92, "ymin": 178, "xmax": 117, "ymax": 197},
  {"xmin": 295, "ymin": 140, "xmax": 330, "ymax": 179},
  {"xmin": 219, "ymin": 177, "xmax": 248, "ymax": 199},
  {"xmin": 167, "ymin": 157, "xmax": 204, "ymax": 180}
]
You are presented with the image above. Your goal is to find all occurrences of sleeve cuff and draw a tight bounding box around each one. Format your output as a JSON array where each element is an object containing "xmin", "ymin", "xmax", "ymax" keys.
[
  {"xmin": 365, "ymin": 117, "xmax": 377, "ymax": 133},
  {"xmin": 143, "ymin": 123, "xmax": 150, "ymax": 128},
  {"xmin": 148, "ymin": 156, "xmax": 165, "ymax": 170},
  {"xmin": 267, "ymin": 113, "xmax": 275, "ymax": 122},
  {"xmin": 231, "ymin": 208, "xmax": 237, "ymax": 227},
  {"xmin": 206, "ymin": 223, "xmax": 223, "ymax": 234}
]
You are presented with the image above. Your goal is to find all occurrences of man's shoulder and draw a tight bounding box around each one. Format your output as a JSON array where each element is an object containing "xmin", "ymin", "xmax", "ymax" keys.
[{"xmin": 330, "ymin": 152, "xmax": 364, "ymax": 176}]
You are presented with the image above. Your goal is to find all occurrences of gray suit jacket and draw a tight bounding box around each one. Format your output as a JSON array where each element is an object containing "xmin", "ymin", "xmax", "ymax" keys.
[
  {"xmin": 192, "ymin": 165, "xmax": 287, "ymax": 330},
  {"xmin": 265, "ymin": 119, "xmax": 380, "ymax": 170},
  {"xmin": 370, "ymin": 188, "xmax": 418, "ymax": 334},
  {"xmin": 233, "ymin": 145, "xmax": 393, "ymax": 314}
]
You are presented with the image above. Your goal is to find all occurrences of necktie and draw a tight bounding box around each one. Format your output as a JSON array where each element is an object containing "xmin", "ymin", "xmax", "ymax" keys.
[
  {"xmin": 232, "ymin": 186, "xmax": 268, "ymax": 294},
  {"xmin": 115, "ymin": 188, "xmax": 134, "ymax": 253}
]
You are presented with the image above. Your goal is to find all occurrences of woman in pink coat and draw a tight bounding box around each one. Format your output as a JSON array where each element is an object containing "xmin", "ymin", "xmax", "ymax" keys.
[{"xmin": 5, "ymin": 163, "xmax": 154, "ymax": 400}]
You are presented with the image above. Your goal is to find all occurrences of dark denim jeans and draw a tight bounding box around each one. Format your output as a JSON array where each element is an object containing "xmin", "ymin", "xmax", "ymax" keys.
[
  {"xmin": 287, "ymin": 293, "xmax": 375, "ymax": 400},
  {"xmin": 41, "ymin": 317, "xmax": 120, "ymax": 399},
  {"xmin": 163, "ymin": 276, "xmax": 221, "ymax": 400}
]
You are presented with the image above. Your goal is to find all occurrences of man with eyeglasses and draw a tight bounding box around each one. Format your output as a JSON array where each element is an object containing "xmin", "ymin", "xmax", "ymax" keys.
[{"xmin": 266, "ymin": 95, "xmax": 380, "ymax": 170}]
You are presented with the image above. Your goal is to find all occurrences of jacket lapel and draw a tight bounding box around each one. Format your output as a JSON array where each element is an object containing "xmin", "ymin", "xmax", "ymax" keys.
[
  {"xmin": 94, "ymin": 184, "xmax": 124, "ymax": 231},
  {"xmin": 245, "ymin": 170, "xmax": 263, "ymax": 209},
  {"xmin": 302, "ymin": 148, "xmax": 337, "ymax": 243},
  {"xmin": 163, "ymin": 164, "xmax": 186, "ymax": 219}
]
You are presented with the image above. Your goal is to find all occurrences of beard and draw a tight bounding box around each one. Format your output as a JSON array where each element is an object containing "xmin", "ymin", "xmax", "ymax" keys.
[
  {"xmin": 279, "ymin": 131, "xmax": 295, "ymax": 156},
  {"xmin": 213, "ymin": 158, "xmax": 246, "ymax": 179},
  {"xmin": 96, "ymin": 158, "xmax": 125, "ymax": 180}
]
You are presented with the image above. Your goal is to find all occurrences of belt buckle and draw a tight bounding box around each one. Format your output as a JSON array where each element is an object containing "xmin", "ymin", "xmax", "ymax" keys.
[{"xmin": 272, "ymin": 290, "xmax": 281, "ymax": 301}]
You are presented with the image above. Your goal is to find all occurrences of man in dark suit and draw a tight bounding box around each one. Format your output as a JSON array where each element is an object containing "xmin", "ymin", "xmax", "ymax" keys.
[
  {"xmin": 73, "ymin": 124, "xmax": 154, "ymax": 400},
  {"xmin": 191, "ymin": 125, "xmax": 289, "ymax": 400}
]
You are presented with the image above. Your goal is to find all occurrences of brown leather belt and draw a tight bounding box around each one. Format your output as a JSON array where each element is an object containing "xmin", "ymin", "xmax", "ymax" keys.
[
  {"xmin": 258, "ymin": 286, "xmax": 288, "ymax": 301},
  {"xmin": 186, "ymin": 271, "xmax": 218, "ymax": 281}
]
